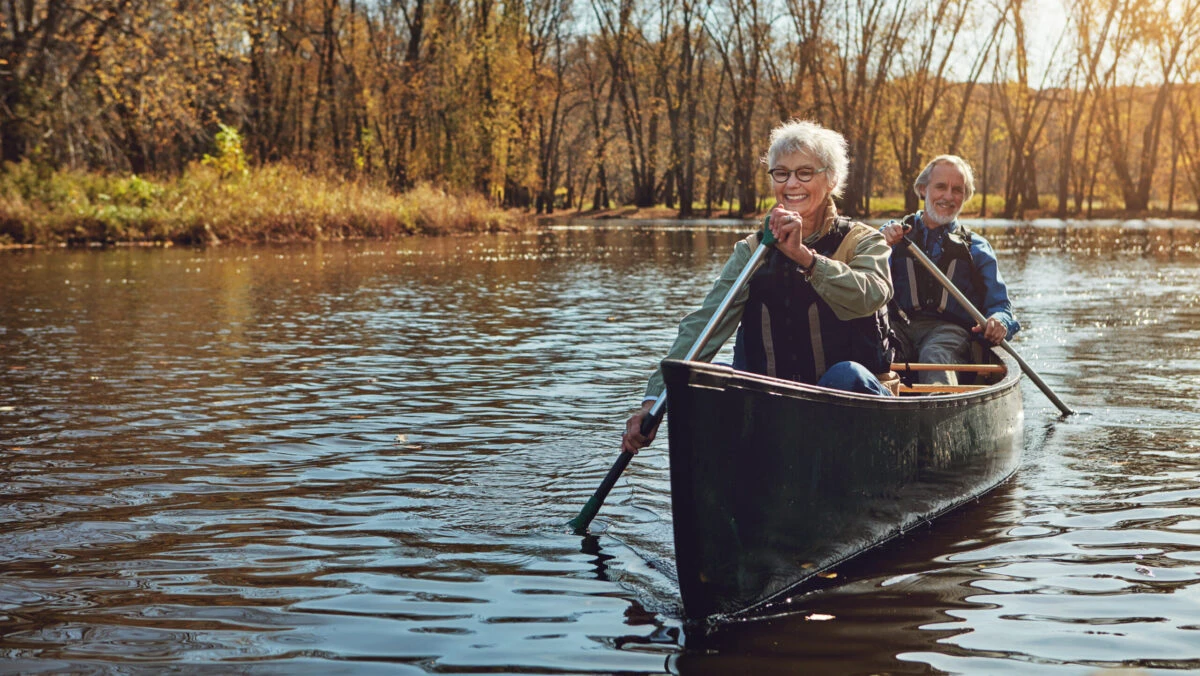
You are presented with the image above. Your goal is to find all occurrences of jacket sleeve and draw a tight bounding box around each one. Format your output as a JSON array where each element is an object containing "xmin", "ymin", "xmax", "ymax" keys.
[
  {"xmin": 642, "ymin": 234, "xmax": 757, "ymax": 401},
  {"xmin": 808, "ymin": 227, "xmax": 894, "ymax": 321},
  {"xmin": 970, "ymin": 236, "xmax": 1021, "ymax": 339}
]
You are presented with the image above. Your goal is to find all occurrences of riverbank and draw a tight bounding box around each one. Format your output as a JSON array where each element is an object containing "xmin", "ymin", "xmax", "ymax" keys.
[
  {"xmin": 4, "ymin": 163, "xmax": 1197, "ymax": 250},
  {"xmin": 0, "ymin": 162, "xmax": 525, "ymax": 248}
]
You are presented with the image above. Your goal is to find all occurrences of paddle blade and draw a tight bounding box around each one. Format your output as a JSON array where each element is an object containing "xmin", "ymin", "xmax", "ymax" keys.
[{"xmin": 568, "ymin": 451, "xmax": 634, "ymax": 534}]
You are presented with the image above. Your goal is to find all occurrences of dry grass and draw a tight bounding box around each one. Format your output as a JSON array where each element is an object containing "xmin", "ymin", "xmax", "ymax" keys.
[{"xmin": 0, "ymin": 161, "xmax": 524, "ymax": 247}]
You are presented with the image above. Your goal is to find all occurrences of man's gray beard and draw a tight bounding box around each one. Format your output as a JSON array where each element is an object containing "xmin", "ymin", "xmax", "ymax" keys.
[{"xmin": 923, "ymin": 202, "xmax": 961, "ymax": 226}]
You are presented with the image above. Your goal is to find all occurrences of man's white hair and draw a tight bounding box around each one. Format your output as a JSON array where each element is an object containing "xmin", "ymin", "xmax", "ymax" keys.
[{"xmin": 913, "ymin": 155, "xmax": 976, "ymax": 201}]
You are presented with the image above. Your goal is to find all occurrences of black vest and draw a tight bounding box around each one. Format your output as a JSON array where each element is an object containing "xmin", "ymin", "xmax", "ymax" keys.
[
  {"xmin": 736, "ymin": 218, "xmax": 893, "ymax": 383},
  {"xmin": 893, "ymin": 214, "xmax": 986, "ymax": 329}
]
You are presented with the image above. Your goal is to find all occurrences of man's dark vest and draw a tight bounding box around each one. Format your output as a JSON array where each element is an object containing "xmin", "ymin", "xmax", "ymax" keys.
[
  {"xmin": 892, "ymin": 214, "xmax": 986, "ymax": 329},
  {"xmin": 736, "ymin": 218, "xmax": 893, "ymax": 384}
]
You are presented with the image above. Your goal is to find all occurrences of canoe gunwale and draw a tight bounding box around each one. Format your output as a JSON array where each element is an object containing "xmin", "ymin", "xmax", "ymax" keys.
[{"xmin": 666, "ymin": 345, "xmax": 1022, "ymax": 411}]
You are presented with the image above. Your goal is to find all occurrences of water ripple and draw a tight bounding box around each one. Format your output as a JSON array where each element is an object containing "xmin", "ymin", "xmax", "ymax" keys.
[{"xmin": 3, "ymin": 229, "xmax": 1200, "ymax": 672}]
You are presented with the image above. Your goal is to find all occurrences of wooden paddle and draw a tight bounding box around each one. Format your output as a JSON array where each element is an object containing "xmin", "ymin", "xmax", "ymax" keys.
[
  {"xmin": 568, "ymin": 228, "xmax": 778, "ymax": 534},
  {"xmin": 898, "ymin": 235, "xmax": 1074, "ymax": 416}
]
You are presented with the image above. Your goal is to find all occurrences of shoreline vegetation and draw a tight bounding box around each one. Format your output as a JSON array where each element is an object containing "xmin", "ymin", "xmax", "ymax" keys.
[
  {"xmin": 0, "ymin": 162, "xmax": 524, "ymax": 249},
  {"xmin": 2, "ymin": 163, "xmax": 1197, "ymax": 250}
]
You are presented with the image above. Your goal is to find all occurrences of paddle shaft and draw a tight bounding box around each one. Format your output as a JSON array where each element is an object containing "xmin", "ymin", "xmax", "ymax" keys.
[
  {"xmin": 900, "ymin": 236, "xmax": 1074, "ymax": 416},
  {"xmin": 568, "ymin": 231, "xmax": 776, "ymax": 534}
]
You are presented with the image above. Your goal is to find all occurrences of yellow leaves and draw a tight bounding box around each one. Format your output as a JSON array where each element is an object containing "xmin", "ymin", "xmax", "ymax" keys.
[{"xmin": 202, "ymin": 122, "xmax": 250, "ymax": 180}]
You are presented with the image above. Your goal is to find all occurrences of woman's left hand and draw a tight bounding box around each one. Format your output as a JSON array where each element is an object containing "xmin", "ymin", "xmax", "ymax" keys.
[{"xmin": 768, "ymin": 205, "xmax": 815, "ymax": 269}]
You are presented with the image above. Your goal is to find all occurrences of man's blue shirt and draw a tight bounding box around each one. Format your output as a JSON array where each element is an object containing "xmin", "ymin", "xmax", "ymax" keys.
[{"xmin": 890, "ymin": 211, "xmax": 1020, "ymax": 340}]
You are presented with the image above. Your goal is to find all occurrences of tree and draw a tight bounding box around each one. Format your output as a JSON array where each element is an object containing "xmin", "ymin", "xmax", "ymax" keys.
[
  {"xmin": 591, "ymin": 0, "xmax": 662, "ymax": 207},
  {"xmin": 992, "ymin": 0, "xmax": 1058, "ymax": 218},
  {"xmin": 526, "ymin": 0, "xmax": 577, "ymax": 214},
  {"xmin": 659, "ymin": 0, "xmax": 713, "ymax": 215},
  {"xmin": 1053, "ymin": 0, "xmax": 1120, "ymax": 217},
  {"xmin": 1092, "ymin": 0, "xmax": 1200, "ymax": 212},
  {"xmin": 707, "ymin": 0, "xmax": 768, "ymax": 216},
  {"xmin": 764, "ymin": 0, "xmax": 827, "ymax": 122},
  {"xmin": 815, "ymin": 0, "xmax": 907, "ymax": 216},
  {"xmin": 884, "ymin": 0, "xmax": 992, "ymax": 213}
]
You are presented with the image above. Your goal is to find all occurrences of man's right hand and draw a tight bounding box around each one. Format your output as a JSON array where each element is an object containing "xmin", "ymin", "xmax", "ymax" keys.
[
  {"xmin": 880, "ymin": 221, "xmax": 911, "ymax": 246},
  {"xmin": 620, "ymin": 402, "xmax": 658, "ymax": 454}
]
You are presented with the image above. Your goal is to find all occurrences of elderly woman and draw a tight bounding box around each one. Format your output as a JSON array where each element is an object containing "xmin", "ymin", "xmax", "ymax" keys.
[{"xmin": 622, "ymin": 119, "xmax": 895, "ymax": 454}]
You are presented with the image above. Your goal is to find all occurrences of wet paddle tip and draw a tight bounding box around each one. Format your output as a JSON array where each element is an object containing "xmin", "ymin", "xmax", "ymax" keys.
[
  {"xmin": 567, "ymin": 517, "xmax": 605, "ymax": 536},
  {"xmin": 566, "ymin": 511, "xmax": 599, "ymax": 535}
]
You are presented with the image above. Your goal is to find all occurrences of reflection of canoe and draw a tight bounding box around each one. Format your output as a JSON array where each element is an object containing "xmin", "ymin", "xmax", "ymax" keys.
[{"xmin": 661, "ymin": 347, "xmax": 1023, "ymax": 623}]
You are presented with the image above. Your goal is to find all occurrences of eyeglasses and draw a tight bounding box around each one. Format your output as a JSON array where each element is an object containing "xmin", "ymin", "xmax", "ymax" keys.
[{"xmin": 768, "ymin": 166, "xmax": 828, "ymax": 184}]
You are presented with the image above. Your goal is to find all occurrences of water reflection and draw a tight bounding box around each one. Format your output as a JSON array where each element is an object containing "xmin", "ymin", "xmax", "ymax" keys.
[
  {"xmin": 672, "ymin": 481, "xmax": 1026, "ymax": 674},
  {"xmin": 1, "ymin": 220, "xmax": 1200, "ymax": 672}
]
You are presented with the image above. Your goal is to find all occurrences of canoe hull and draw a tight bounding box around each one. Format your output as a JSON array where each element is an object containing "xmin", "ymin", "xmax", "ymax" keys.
[{"xmin": 662, "ymin": 351, "xmax": 1023, "ymax": 622}]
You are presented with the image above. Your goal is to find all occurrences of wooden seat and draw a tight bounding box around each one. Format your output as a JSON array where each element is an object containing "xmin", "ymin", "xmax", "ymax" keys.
[{"xmin": 898, "ymin": 383, "xmax": 990, "ymax": 395}]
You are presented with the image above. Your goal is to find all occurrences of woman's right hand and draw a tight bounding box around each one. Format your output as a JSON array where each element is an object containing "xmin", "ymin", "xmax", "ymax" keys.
[
  {"xmin": 620, "ymin": 402, "xmax": 658, "ymax": 454},
  {"xmin": 768, "ymin": 205, "xmax": 815, "ymax": 269}
]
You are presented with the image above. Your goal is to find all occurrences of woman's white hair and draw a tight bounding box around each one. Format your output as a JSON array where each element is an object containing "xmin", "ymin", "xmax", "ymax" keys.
[
  {"xmin": 913, "ymin": 155, "xmax": 976, "ymax": 201},
  {"xmin": 763, "ymin": 120, "xmax": 850, "ymax": 199}
]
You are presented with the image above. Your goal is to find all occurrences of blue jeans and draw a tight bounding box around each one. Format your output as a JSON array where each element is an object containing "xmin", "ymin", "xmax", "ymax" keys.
[{"xmin": 816, "ymin": 361, "xmax": 893, "ymax": 397}]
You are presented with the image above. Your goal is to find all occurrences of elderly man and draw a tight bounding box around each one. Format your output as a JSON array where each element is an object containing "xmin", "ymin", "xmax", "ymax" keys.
[{"xmin": 879, "ymin": 155, "xmax": 1019, "ymax": 385}]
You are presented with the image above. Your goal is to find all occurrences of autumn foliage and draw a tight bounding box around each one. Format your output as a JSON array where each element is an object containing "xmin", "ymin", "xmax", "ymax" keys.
[{"xmin": 2, "ymin": 0, "xmax": 1199, "ymax": 230}]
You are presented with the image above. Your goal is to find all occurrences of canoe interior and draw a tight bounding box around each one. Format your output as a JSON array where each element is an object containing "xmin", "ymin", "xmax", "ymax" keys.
[{"xmin": 662, "ymin": 347, "xmax": 1024, "ymax": 623}]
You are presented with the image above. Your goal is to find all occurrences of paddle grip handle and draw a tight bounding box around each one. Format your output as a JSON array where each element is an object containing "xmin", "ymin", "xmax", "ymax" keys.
[
  {"xmin": 760, "ymin": 225, "xmax": 777, "ymax": 247},
  {"xmin": 639, "ymin": 404, "xmax": 665, "ymax": 436}
]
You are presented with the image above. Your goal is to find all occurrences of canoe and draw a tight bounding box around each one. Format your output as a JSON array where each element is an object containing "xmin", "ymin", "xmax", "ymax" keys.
[{"xmin": 660, "ymin": 346, "xmax": 1024, "ymax": 623}]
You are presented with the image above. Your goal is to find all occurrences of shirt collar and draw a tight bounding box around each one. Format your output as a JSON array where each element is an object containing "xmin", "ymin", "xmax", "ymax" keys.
[{"xmin": 803, "ymin": 197, "xmax": 840, "ymax": 244}]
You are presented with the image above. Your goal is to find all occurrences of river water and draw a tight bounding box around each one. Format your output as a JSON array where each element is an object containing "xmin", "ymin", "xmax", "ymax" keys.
[{"xmin": 1, "ymin": 220, "xmax": 1199, "ymax": 674}]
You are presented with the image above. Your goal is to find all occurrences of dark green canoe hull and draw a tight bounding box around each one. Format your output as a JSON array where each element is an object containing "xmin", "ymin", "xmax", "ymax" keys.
[{"xmin": 661, "ymin": 349, "xmax": 1024, "ymax": 623}]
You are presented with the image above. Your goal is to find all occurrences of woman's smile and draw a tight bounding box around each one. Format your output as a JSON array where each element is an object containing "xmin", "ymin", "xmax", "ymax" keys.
[{"xmin": 771, "ymin": 151, "xmax": 831, "ymax": 225}]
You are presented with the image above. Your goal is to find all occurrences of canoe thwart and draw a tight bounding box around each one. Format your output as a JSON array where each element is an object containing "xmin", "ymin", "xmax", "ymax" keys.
[
  {"xmin": 898, "ymin": 383, "xmax": 991, "ymax": 394},
  {"xmin": 891, "ymin": 362, "xmax": 1006, "ymax": 374}
]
